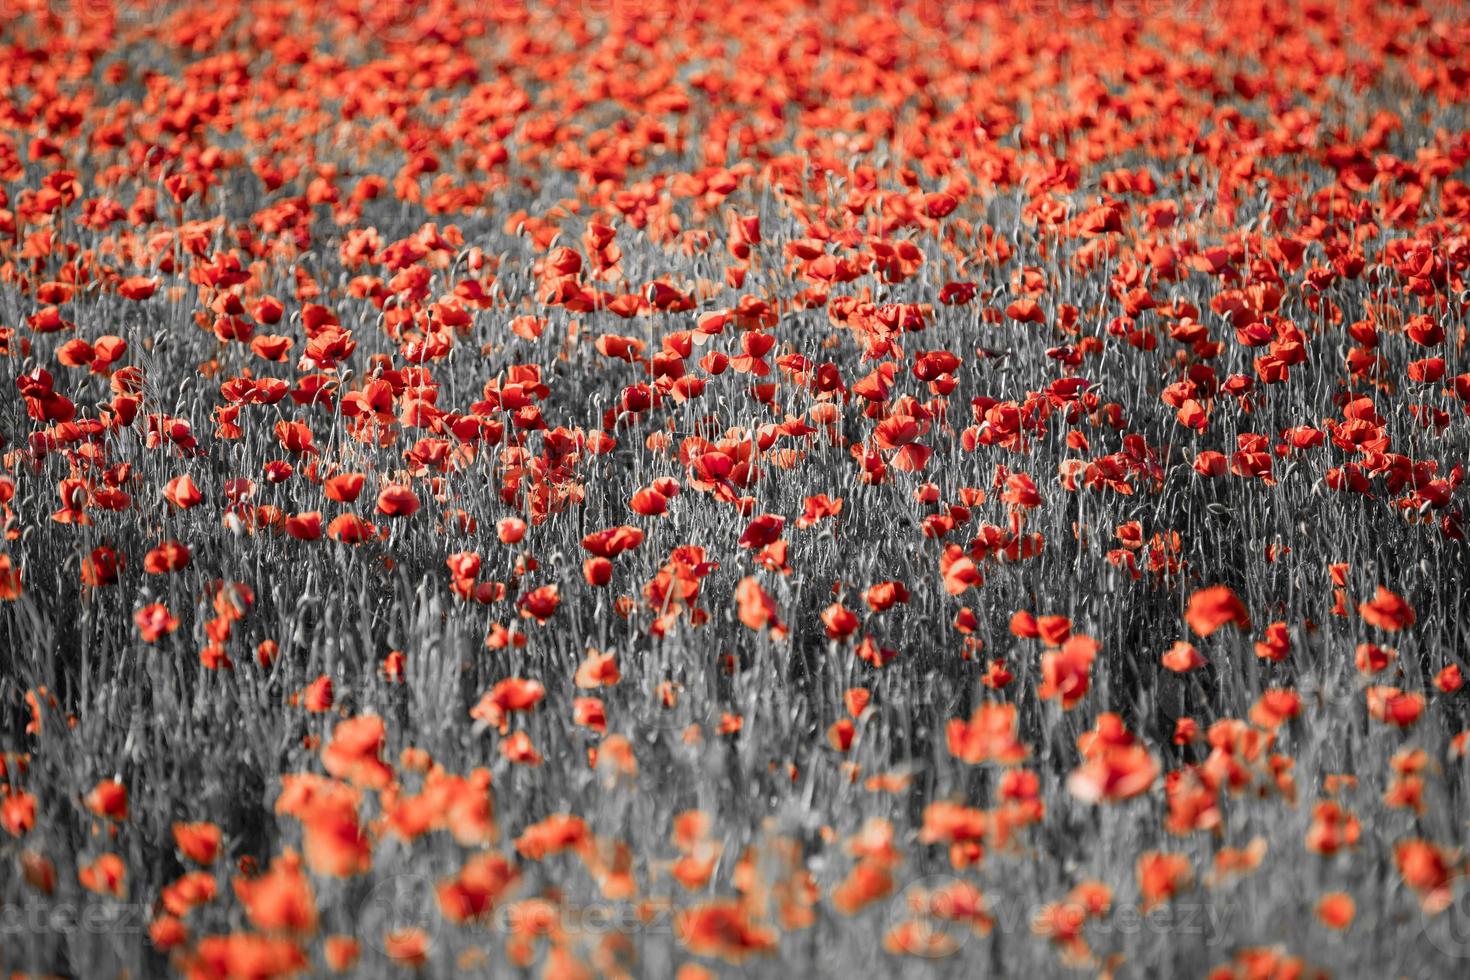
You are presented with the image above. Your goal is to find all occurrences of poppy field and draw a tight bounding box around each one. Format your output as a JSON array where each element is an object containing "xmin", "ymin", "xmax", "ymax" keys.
[{"xmin": 2, "ymin": 0, "xmax": 1470, "ymax": 976}]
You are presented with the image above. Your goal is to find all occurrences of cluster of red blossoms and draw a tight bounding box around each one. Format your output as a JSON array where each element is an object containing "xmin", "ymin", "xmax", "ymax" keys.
[{"xmin": 1, "ymin": 0, "xmax": 1469, "ymax": 977}]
